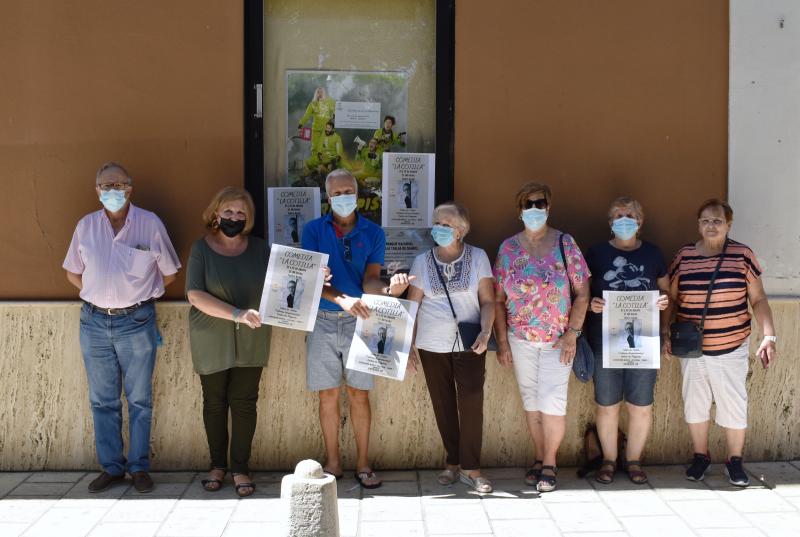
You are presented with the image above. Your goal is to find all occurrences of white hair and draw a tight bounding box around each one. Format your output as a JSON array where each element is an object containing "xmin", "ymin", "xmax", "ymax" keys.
[
  {"xmin": 324, "ymin": 169, "xmax": 358, "ymax": 196},
  {"xmin": 95, "ymin": 162, "xmax": 132, "ymax": 184},
  {"xmin": 433, "ymin": 202, "xmax": 471, "ymax": 239}
]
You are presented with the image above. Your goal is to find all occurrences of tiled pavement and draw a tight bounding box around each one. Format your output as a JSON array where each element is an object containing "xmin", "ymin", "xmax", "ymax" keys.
[{"xmin": 2, "ymin": 462, "xmax": 800, "ymax": 536}]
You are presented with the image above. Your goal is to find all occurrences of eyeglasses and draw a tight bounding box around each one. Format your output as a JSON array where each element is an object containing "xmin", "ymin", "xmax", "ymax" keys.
[
  {"xmin": 97, "ymin": 182, "xmax": 130, "ymax": 192},
  {"xmin": 340, "ymin": 237, "xmax": 352, "ymax": 262},
  {"xmin": 524, "ymin": 198, "xmax": 548, "ymax": 210},
  {"xmin": 699, "ymin": 218, "xmax": 726, "ymax": 227}
]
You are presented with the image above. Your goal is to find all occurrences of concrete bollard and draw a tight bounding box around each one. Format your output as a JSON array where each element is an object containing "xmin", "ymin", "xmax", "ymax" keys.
[{"xmin": 281, "ymin": 459, "xmax": 340, "ymax": 537}]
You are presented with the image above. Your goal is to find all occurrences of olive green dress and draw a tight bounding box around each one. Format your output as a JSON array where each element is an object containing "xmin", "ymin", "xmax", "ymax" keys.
[{"xmin": 186, "ymin": 236, "xmax": 271, "ymax": 375}]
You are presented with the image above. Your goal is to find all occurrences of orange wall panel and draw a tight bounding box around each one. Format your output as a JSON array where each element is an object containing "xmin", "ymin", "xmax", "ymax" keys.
[
  {"xmin": 454, "ymin": 0, "xmax": 729, "ymax": 261},
  {"xmin": 0, "ymin": 1, "xmax": 243, "ymax": 299}
]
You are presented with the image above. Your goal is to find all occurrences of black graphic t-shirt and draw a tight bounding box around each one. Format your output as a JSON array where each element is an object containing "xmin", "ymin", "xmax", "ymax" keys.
[{"xmin": 584, "ymin": 241, "xmax": 667, "ymax": 341}]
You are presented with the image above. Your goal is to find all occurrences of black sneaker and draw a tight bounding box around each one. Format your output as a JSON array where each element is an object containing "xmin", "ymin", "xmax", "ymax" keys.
[
  {"xmin": 686, "ymin": 453, "xmax": 711, "ymax": 481},
  {"xmin": 725, "ymin": 456, "xmax": 750, "ymax": 487}
]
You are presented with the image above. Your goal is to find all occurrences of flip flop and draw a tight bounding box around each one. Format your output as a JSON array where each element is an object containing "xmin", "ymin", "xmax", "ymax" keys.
[
  {"xmin": 459, "ymin": 471, "xmax": 493, "ymax": 493},
  {"xmin": 354, "ymin": 470, "xmax": 382, "ymax": 489}
]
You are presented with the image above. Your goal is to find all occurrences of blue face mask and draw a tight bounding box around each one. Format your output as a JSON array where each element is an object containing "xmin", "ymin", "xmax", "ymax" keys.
[
  {"xmin": 611, "ymin": 216, "xmax": 639, "ymax": 240},
  {"xmin": 99, "ymin": 189, "xmax": 127, "ymax": 213},
  {"xmin": 330, "ymin": 194, "xmax": 357, "ymax": 217},
  {"xmin": 431, "ymin": 224, "xmax": 455, "ymax": 247},
  {"xmin": 521, "ymin": 207, "xmax": 548, "ymax": 231}
]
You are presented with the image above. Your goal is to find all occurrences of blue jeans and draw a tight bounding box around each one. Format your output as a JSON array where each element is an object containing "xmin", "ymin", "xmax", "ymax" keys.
[{"xmin": 79, "ymin": 301, "xmax": 157, "ymax": 475}]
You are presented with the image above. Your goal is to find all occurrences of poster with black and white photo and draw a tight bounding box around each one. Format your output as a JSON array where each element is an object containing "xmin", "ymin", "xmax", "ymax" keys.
[
  {"xmin": 258, "ymin": 245, "xmax": 329, "ymax": 332},
  {"xmin": 381, "ymin": 153, "xmax": 435, "ymax": 227},
  {"xmin": 382, "ymin": 228, "xmax": 435, "ymax": 278},
  {"xmin": 602, "ymin": 290, "xmax": 660, "ymax": 369},
  {"xmin": 267, "ymin": 188, "xmax": 321, "ymax": 247},
  {"xmin": 345, "ymin": 295, "xmax": 418, "ymax": 381}
]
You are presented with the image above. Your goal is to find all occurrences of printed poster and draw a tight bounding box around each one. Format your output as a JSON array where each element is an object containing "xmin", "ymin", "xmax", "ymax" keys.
[
  {"xmin": 258, "ymin": 245, "xmax": 329, "ymax": 332},
  {"xmin": 381, "ymin": 153, "xmax": 435, "ymax": 227},
  {"xmin": 345, "ymin": 295, "xmax": 418, "ymax": 381},
  {"xmin": 267, "ymin": 187, "xmax": 321, "ymax": 247},
  {"xmin": 382, "ymin": 228, "xmax": 435, "ymax": 278},
  {"xmin": 286, "ymin": 70, "xmax": 409, "ymax": 225},
  {"xmin": 602, "ymin": 290, "xmax": 660, "ymax": 369}
]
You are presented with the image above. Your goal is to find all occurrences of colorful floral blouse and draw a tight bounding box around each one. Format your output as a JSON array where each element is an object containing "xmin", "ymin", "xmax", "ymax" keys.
[{"xmin": 494, "ymin": 232, "xmax": 590, "ymax": 343}]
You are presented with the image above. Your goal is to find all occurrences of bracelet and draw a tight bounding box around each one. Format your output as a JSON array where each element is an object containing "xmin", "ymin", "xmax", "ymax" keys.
[
  {"xmin": 232, "ymin": 308, "xmax": 241, "ymax": 330},
  {"xmin": 762, "ymin": 335, "xmax": 777, "ymax": 344}
]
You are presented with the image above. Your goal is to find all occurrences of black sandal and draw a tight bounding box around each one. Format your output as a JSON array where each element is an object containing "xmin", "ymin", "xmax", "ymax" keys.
[
  {"xmin": 595, "ymin": 460, "xmax": 616, "ymax": 485},
  {"xmin": 524, "ymin": 460, "xmax": 544, "ymax": 487},
  {"xmin": 625, "ymin": 460, "xmax": 648, "ymax": 485},
  {"xmin": 537, "ymin": 465, "xmax": 558, "ymax": 493},
  {"xmin": 232, "ymin": 472, "xmax": 256, "ymax": 498},
  {"xmin": 201, "ymin": 468, "xmax": 227, "ymax": 492}
]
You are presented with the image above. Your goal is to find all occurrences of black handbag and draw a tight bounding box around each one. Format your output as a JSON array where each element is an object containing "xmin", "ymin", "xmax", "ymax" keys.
[
  {"xmin": 430, "ymin": 249, "xmax": 497, "ymax": 353},
  {"xmin": 557, "ymin": 234, "xmax": 594, "ymax": 383},
  {"xmin": 670, "ymin": 239, "xmax": 728, "ymax": 358}
]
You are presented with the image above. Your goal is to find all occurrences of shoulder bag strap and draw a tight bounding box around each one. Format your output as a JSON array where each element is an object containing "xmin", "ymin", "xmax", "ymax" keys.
[
  {"xmin": 430, "ymin": 249, "xmax": 458, "ymax": 322},
  {"xmin": 698, "ymin": 238, "xmax": 728, "ymax": 332},
  {"xmin": 558, "ymin": 233, "xmax": 575, "ymax": 298}
]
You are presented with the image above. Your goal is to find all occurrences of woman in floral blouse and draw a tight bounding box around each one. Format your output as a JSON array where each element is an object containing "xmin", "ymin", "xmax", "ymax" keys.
[{"xmin": 493, "ymin": 182, "xmax": 591, "ymax": 492}]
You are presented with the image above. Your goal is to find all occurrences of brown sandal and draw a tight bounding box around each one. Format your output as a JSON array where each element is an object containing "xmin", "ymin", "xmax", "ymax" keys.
[
  {"xmin": 595, "ymin": 460, "xmax": 616, "ymax": 485},
  {"xmin": 625, "ymin": 460, "xmax": 648, "ymax": 485}
]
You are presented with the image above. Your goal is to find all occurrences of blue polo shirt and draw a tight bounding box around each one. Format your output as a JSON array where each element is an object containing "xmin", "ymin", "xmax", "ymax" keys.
[{"xmin": 301, "ymin": 212, "xmax": 385, "ymax": 311}]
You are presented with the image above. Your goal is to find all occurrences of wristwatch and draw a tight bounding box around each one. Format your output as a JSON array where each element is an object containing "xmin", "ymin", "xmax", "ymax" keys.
[
  {"xmin": 568, "ymin": 326, "xmax": 582, "ymax": 337},
  {"xmin": 763, "ymin": 335, "xmax": 777, "ymax": 343}
]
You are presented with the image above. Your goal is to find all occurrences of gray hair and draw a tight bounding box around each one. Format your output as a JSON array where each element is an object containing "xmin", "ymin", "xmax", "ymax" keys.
[
  {"xmin": 324, "ymin": 169, "xmax": 358, "ymax": 196},
  {"xmin": 95, "ymin": 162, "xmax": 132, "ymax": 184},
  {"xmin": 433, "ymin": 202, "xmax": 471, "ymax": 240}
]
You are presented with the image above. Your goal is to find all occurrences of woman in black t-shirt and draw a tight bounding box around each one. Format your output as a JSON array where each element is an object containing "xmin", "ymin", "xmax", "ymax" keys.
[{"xmin": 584, "ymin": 197, "xmax": 669, "ymax": 485}]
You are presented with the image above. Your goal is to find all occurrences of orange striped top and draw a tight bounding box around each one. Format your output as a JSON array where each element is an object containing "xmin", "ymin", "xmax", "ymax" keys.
[{"xmin": 668, "ymin": 239, "xmax": 762, "ymax": 356}]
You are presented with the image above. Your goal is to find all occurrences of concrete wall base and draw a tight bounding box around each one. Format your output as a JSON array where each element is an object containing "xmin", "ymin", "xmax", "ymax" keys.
[{"xmin": 0, "ymin": 301, "xmax": 798, "ymax": 470}]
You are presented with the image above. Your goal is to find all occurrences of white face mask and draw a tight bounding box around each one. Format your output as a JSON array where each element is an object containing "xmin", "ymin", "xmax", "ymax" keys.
[
  {"xmin": 99, "ymin": 189, "xmax": 127, "ymax": 212},
  {"xmin": 330, "ymin": 194, "xmax": 357, "ymax": 217},
  {"xmin": 521, "ymin": 207, "xmax": 548, "ymax": 231}
]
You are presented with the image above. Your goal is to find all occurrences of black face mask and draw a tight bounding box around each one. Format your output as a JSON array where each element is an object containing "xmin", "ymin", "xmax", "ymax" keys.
[{"xmin": 218, "ymin": 217, "xmax": 245, "ymax": 238}]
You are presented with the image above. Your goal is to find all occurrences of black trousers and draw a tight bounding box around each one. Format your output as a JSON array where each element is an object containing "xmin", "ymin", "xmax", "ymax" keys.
[
  {"xmin": 199, "ymin": 367, "xmax": 263, "ymax": 474},
  {"xmin": 418, "ymin": 349, "xmax": 486, "ymax": 469}
]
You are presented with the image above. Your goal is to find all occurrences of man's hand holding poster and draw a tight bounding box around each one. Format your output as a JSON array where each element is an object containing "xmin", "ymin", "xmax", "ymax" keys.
[{"xmin": 345, "ymin": 294, "xmax": 418, "ymax": 381}]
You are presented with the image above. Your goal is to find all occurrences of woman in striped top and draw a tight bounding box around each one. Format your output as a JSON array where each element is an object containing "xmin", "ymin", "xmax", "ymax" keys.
[{"xmin": 665, "ymin": 199, "xmax": 777, "ymax": 488}]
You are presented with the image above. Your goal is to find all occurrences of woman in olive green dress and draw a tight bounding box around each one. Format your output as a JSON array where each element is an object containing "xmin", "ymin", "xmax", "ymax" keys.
[{"xmin": 186, "ymin": 187, "xmax": 270, "ymax": 498}]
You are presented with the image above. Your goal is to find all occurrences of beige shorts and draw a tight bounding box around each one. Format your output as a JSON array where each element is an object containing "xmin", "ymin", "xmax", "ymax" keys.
[
  {"xmin": 507, "ymin": 333, "xmax": 571, "ymax": 415},
  {"xmin": 679, "ymin": 338, "xmax": 750, "ymax": 429}
]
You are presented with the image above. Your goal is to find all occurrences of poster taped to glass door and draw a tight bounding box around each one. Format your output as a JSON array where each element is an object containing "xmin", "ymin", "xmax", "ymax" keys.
[{"xmin": 286, "ymin": 70, "xmax": 408, "ymax": 225}]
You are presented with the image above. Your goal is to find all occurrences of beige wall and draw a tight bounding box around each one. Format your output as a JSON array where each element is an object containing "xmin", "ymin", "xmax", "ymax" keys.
[
  {"xmin": 0, "ymin": 1, "xmax": 244, "ymax": 300},
  {"xmin": 1, "ymin": 300, "xmax": 797, "ymax": 471}
]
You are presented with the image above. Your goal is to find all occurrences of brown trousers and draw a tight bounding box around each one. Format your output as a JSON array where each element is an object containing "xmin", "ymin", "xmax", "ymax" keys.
[{"xmin": 418, "ymin": 349, "xmax": 486, "ymax": 469}]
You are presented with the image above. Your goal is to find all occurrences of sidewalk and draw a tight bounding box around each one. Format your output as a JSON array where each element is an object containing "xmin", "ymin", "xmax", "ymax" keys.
[{"xmin": 2, "ymin": 462, "xmax": 800, "ymax": 537}]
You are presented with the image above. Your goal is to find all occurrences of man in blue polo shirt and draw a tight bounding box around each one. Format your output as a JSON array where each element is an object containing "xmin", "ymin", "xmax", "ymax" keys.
[{"xmin": 302, "ymin": 168, "xmax": 412, "ymax": 489}]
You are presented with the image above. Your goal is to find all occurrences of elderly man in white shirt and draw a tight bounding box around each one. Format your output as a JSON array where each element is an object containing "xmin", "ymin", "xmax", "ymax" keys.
[{"xmin": 63, "ymin": 162, "xmax": 180, "ymax": 493}]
